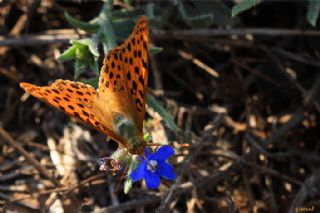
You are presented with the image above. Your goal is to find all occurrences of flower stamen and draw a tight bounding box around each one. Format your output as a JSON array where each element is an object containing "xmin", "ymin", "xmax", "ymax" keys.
[{"xmin": 146, "ymin": 160, "xmax": 157, "ymax": 172}]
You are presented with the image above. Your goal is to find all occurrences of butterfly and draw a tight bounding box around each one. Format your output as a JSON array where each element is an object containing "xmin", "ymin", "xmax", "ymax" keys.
[{"xmin": 20, "ymin": 16, "xmax": 149, "ymax": 155}]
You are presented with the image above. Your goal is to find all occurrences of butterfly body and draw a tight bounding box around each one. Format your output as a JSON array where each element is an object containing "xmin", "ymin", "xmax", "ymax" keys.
[
  {"xmin": 112, "ymin": 112, "xmax": 146, "ymax": 155},
  {"xmin": 20, "ymin": 16, "xmax": 149, "ymax": 156}
]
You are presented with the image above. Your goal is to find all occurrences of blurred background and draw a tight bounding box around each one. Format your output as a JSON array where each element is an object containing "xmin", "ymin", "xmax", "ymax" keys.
[{"xmin": 0, "ymin": 0, "xmax": 320, "ymax": 212}]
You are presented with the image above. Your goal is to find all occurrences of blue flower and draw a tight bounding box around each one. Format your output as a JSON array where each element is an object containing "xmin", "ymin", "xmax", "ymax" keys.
[{"xmin": 130, "ymin": 146, "xmax": 176, "ymax": 189}]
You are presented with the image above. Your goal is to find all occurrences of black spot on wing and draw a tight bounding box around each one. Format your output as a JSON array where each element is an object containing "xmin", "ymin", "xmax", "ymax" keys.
[
  {"xmin": 127, "ymin": 72, "xmax": 131, "ymax": 80},
  {"xmin": 142, "ymin": 60, "xmax": 148, "ymax": 69},
  {"xmin": 52, "ymin": 89, "xmax": 59, "ymax": 94},
  {"xmin": 76, "ymin": 91, "xmax": 84, "ymax": 96},
  {"xmin": 74, "ymin": 112, "xmax": 80, "ymax": 118},
  {"xmin": 77, "ymin": 103, "xmax": 84, "ymax": 108},
  {"xmin": 138, "ymin": 90, "xmax": 143, "ymax": 98},
  {"xmin": 139, "ymin": 75, "xmax": 144, "ymax": 84},
  {"xmin": 132, "ymin": 81, "xmax": 137, "ymax": 90},
  {"xmin": 135, "ymin": 67, "xmax": 139, "ymax": 74},
  {"xmin": 114, "ymin": 52, "xmax": 118, "ymax": 60},
  {"xmin": 82, "ymin": 110, "xmax": 89, "ymax": 117},
  {"xmin": 127, "ymin": 43, "xmax": 131, "ymax": 52},
  {"xmin": 109, "ymin": 72, "xmax": 113, "ymax": 79},
  {"xmin": 104, "ymin": 64, "xmax": 109, "ymax": 73},
  {"xmin": 71, "ymin": 83, "xmax": 79, "ymax": 89}
]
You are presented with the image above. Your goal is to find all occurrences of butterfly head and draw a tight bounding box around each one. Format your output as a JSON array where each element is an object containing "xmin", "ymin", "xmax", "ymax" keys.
[
  {"xmin": 113, "ymin": 113, "xmax": 146, "ymax": 155},
  {"xmin": 127, "ymin": 136, "xmax": 146, "ymax": 155}
]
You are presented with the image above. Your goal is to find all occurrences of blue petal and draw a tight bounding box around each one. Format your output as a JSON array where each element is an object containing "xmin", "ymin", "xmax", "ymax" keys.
[
  {"xmin": 144, "ymin": 171, "xmax": 160, "ymax": 189},
  {"xmin": 130, "ymin": 161, "xmax": 147, "ymax": 181},
  {"xmin": 157, "ymin": 161, "xmax": 176, "ymax": 180},
  {"xmin": 152, "ymin": 146, "xmax": 174, "ymax": 161},
  {"xmin": 144, "ymin": 148, "xmax": 149, "ymax": 157}
]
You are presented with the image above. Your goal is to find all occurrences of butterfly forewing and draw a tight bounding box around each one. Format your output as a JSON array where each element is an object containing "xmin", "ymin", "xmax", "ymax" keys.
[
  {"xmin": 96, "ymin": 48, "xmax": 139, "ymax": 142},
  {"xmin": 99, "ymin": 49, "xmax": 126, "ymax": 93},
  {"xmin": 120, "ymin": 16, "xmax": 149, "ymax": 132},
  {"xmin": 20, "ymin": 80, "xmax": 123, "ymax": 143}
]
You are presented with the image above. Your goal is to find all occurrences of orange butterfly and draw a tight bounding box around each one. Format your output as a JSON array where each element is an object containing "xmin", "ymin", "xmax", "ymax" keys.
[{"xmin": 20, "ymin": 16, "xmax": 149, "ymax": 155}]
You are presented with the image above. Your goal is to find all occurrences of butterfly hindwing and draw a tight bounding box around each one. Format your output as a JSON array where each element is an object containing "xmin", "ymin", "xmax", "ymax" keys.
[{"xmin": 20, "ymin": 80, "xmax": 122, "ymax": 143}]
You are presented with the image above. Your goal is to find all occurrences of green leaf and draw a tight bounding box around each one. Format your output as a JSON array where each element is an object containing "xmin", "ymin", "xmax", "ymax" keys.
[
  {"xmin": 111, "ymin": 19, "xmax": 135, "ymax": 41},
  {"xmin": 111, "ymin": 3, "xmax": 154, "ymax": 20},
  {"xmin": 176, "ymin": 0, "xmax": 214, "ymax": 28},
  {"xmin": 71, "ymin": 38, "xmax": 99, "ymax": 58},
  {"xmin": 65, "ymin": 12, "xmax": 99, "ymax": 33},
  {"xmin": 231, "ymin": 0, "xmax": 262, "ymax": 17},
  {"xmin": 83, "ymin": 77, "xmax": 99, "ymax": 88},
  {"xmin": 144, "ymin": 3, "xmax": 156, "ymax": 19},
  {"xmin": 188, "ymin": 13, "xmax": 214, "ymax": 28},
  {"xmin": 150, "ymin": 46, "xmax": 163, "ymax": 55},
  {"xmin": 97, "ymin": 1, "xmax": 117, "ymax": 52},
  {"xmin": 101, "ymin": 0, "xmax": 113, "ymax": 14},
  {"xmin": 58, "ymin": 45, "xmax": 77, "ymax": 62},
  {"xmin": 74, "ymin": 60, "xmax": 87, "ymax": 79},
  {"xmin": 143, "ymin": 132, "xmax": 152, "ymax": 143},
  {"xmin": 203, "ymin": 1, "xmax": 234, "ymax": 26},
  {"xmin": 97, "ymin": 16, "xmax": 117, "ymax": 52},
  {"xmin": 89, "ymin": 60, "xmax": 99, "ymax": 75},
  {"xmin": 60, "ymin": 39, "xmax": 99, "ymax": 78},
  {"xmin": 124, "ymin": 177, "xmax": 133, "ymax": 194},
  {"xmin": 75, "ymin": 44, "xmax": 90, "ymax": 61},
  {"xmin": 71, "ymin": 39, "xmax": 99, "ymax": 77},
  {"xmin": 307, "ymin": 0, "xmax": 320, "ymax": 26},
  {"xmin": 146, "ymin": 94, "xmax": 179, "ymax": 133},
  {"xmin": 124, "ymin": 159, "xmax": 139, "ymax": 194}
]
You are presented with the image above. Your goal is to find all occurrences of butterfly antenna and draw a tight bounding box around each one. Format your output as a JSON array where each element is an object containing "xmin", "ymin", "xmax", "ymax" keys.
[
  {"xmin": 146, "ymin": 143, "xmax": 189, "ymax": 148},
  {"xmin": 144, "ymin": 132, "xmax": 189, "ymax": 148}
]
